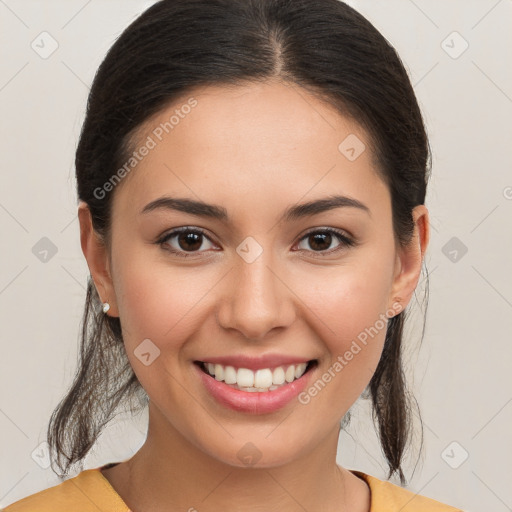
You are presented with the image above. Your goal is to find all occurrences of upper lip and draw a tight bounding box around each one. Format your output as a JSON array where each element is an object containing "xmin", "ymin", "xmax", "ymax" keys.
[{"xmin": 195, "ymin": 354, "xmax": 316, "ymax": 371}]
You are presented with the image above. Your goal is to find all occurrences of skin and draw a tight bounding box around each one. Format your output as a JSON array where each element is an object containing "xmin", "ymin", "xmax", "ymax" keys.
[{"xmin": 78, "ymin": 80, "xmax": 429, "ymax": 512}]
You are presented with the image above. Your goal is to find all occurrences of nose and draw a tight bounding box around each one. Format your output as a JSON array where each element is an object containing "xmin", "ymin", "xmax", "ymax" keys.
[{"xmin": 216, "ymin": 252, "xmax": 295, "ymax": 341}]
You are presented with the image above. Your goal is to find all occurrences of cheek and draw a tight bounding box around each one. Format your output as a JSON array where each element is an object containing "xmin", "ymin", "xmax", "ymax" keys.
[
  {"xmin": 296, "ymin": 255, "xmax": 395, "ymax": 397},
  {"xmin": 304, "ymin": 253, "xmax": 394, "ymax": 337},
  {"xmin": 112, "ymin": 259, "xmax": 208, "ymax": 408},
  {"xmin": 110, "ymin": 235, "xmax": 191, "ymax": 342},
  {"xmin": 114, "ymin": 261, "xmax": 206, "ymax": 346}
]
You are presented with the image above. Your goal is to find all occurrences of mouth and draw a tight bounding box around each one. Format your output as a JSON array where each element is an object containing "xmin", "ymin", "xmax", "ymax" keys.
[{"xmin": 194, "ymin": 359, "xmax": 318, "ymax": 393}]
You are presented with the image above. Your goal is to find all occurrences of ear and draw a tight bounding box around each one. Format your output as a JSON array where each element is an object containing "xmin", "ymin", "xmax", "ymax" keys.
[
  {"xmin": 388, "ymin": 204, "xmax": 430, "ymax": 314},
  {"xmin": 78, "ymin": 201, "xmax": 118, "ymax": 317}
]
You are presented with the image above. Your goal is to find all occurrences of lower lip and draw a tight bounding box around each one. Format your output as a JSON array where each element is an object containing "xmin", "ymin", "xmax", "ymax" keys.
[{"xmin": 194, "ymin": 362, "xmax": 316, "ymax": 414}]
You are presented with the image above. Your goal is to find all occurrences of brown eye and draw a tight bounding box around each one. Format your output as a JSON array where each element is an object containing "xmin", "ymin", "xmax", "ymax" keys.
[
  {"xmin": 296, "ymin": 228, "xmax": 355, "ymax": 255},
  {"xmin": 175, "ymin": 231, "xmax": 203, "ymax": 251},
  {"xmin": 157, "ymin": 227, "xmax": 215, "ymax": 258}
]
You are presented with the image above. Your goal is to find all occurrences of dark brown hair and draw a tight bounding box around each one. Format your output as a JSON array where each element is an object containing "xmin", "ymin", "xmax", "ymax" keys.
[{"xmin": 48, "ymin": 0, "xmax": 430, "ymax": 485}]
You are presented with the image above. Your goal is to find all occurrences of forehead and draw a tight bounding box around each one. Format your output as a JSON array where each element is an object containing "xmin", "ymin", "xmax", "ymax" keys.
[{"xmin": 111, "ymin": 81, "xmax": 388, "ymax": 224}]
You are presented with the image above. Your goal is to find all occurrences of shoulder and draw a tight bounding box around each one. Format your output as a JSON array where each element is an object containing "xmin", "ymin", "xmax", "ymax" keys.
[
  {"xmin": 351, "ymin": 470, "xmax": 464, "ymax": 511},
  {"xmin": 2, "ymin": 468, "xmax": 129, "ymax": 512}
]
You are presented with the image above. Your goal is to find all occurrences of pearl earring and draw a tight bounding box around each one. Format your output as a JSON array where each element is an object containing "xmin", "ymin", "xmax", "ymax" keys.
[{"xmin": 102, "ymin": 302, "xmax": 110, "ymax": 314}]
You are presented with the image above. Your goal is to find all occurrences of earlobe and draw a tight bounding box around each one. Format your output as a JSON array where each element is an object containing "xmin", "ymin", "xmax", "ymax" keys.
[
  {"xmin": 77, "ymin": 201, "xmax": 118, "ymax": 316},
  {"xmin": 388, "ymin": 205, "xmax": 430, "ymax": 313}
]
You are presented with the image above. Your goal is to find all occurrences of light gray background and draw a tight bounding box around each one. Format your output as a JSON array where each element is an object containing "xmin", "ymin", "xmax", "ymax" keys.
[{"xmin": 1, "ymin": 1, "xmax": 511, "ymax": 510}]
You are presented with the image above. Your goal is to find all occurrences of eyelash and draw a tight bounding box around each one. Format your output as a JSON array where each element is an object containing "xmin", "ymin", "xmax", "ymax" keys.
[{"xmin": 155, "ymin": 226, "xmax": 356, "ymax": 259}]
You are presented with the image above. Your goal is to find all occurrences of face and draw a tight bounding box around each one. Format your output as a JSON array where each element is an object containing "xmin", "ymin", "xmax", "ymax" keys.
[{"xmin": 80, "ymin": 81, "xmax": 428, "ymax": 468}]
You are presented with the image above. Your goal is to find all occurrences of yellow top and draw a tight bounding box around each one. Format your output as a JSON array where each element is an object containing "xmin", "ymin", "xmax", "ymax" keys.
[{"xmin": 3, "ymin": 464, "xmax": 463, "ymax": 511}]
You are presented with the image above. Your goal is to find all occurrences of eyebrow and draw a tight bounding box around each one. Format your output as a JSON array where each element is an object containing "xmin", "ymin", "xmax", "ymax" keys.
[{"xmin": 140, "ymin": 194, "xmax": 371, "ymax": 222}]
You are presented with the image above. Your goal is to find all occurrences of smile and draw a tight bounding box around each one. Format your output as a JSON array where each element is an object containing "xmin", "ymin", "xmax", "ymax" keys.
[
  {"xmin": 197, "ymin": 360, "xmax": 316, "ymax": 392},
  {"xmin": 193, "ymin": 359, "xmax": 318, "ymax": 414}
]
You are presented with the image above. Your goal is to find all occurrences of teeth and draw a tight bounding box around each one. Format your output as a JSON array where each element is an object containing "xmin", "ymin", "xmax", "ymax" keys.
[
  {"xmin": 214, "ymin": 364, "xmax": 224, "ymax": 381},
  {"xmin": 285, "ymin": 365, "xmax": 295, "ymax": 383},
  {"xmin": 237, "ymin": 368, "xmax": 254, "ymax": 387},
  {"xmin": 224, "ymin": 365, "xmax": 237, "ymax": 384},
  {"xmin": 254, "ymin": 368, "xmax": 273, "ymax": 388},
  {"xmin": 203, "ymin": 361, "xmax": 310, "ymax": 391},
  {"xmin": 272, "ymin": 366, "xmax": 285, "ymax": 385}
]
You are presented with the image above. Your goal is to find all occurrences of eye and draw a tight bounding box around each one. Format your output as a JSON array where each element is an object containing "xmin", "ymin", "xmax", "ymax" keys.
[
  {"xmin": 156, "ymin": 226, "xmax": 356, "ymax": 259},
  {"xmin": 156, "ymin": 227, "xmax": 216, "ymax": 258},
  {"xmin": 295, "ymin": 228, "xmax": 355, "ymax": 256}
]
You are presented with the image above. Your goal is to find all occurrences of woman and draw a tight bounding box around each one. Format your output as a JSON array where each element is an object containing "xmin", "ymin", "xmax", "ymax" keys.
[{"xmin": 4, "ymin": 0, "xmax": 463, "ymax": 510}]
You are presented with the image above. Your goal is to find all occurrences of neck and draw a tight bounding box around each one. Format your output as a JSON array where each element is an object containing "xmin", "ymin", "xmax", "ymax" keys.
[{"xmin": 102, "ymin": 405, "xmax": 370, "ymax": 512}]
